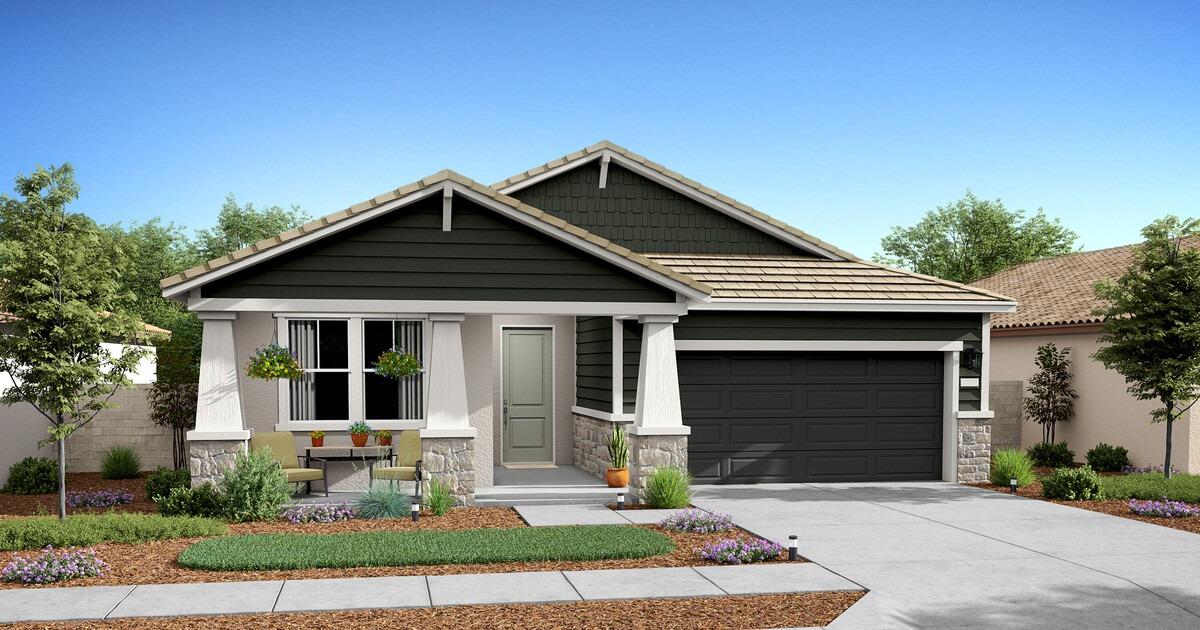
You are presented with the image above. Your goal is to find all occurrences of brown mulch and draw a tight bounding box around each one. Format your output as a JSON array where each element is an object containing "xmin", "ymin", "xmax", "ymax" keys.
[
  {"xmin": 973, "ymin": 480, "xmax": 1200, "ymax": 535},
  {"xmin": 0, "ymin": 472, "xmax": 157, "ymax": 516},
  {"xmin": 12, "ymin": 592, "xmax": 865, "ymax": 630},
  {"xmin": 0, "ymin": 506, "xmax": 790, "ymax": 589}
]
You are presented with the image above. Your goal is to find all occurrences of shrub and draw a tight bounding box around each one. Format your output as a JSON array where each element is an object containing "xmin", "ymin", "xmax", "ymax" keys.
[
  {"xmin": 145, "ymin": 467, "xmax": 190, "ymax": 501},
  {"xmin": 4, "ymin": 457, "xmax": 58, "ymax": 495},
  {"xmin": 426, "ymin": 479, "xmax": 454, "ymax": 516},
  {"xmin": 155, "ymin": 484, "xmax": 226, "ymax": 518},
  {"xmin": 220, "ymin": 448, "xmax": 293, "ymax": 522},
  {"xmin": 1086, "ymin": 443, "xmax": 1131, "ymax": 472},
  {"xmin": 66, "ymin": 489, "xmax": 133, "ymax": 509},
  {"xmin": 100, "ymin": 445, "xmax": 142, "ymax": 480},
  {"xmin": 1128, "ymin": 499, "xmax": 1200, "ymax": 518},
  {"xmin": 0, "ymin": 513, "xmax": 227, "ymax": 551},
  {"xmin": 642, "ymin": 467, "xmax": 692, "ymax": 509},
  {"xmin": 1101, "ymin": 473, "xmax": 1200, "ymax": 503},
  {"xmin": 2, "ymin": 546, "xmax": 107, "ymax": 584},
  {"xmin": 355, "ymin": 485, "xmax": 411, "ymax": 519},
  {"xmin": 1042, "ymin": 465, "xmax": 1103, "ymax": 500},
  {"xmin": 700, "ymin": 538, "xmax": 783, "ymax": 564},
  {"xmin": 990, "ymin": 449, "xmax": 1036, "ymax": 487},
  {"xmin": 1027, "ymin": 442, "xmax": 1075, "ymax": 468},
  {"xmin": 282, "ymin": 503, "xmax": 356, "ymax": 524},
  {"xmin": 659, "ymin": 509, "xmax": 734, "ymax": 533}
]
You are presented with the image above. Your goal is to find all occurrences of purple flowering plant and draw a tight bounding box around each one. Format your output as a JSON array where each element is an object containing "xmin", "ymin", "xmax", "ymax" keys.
[
  {"xmin": 1128, "ymin": 499, "xmax": 1200, "ymax": 518},
  {"xmin": 65, "ymin": 489, "xmax": 134, "ymax": 509},
  {"xmin": 1122, "ymin": 464, "xmax": 1179, "ymax": 474},
  {"xmin": 282, "ymin": 503, "xmax": 356, "ymax": 524},
  {"xmin": 700, "ymin": 538, "xmax": 784, "ymax": 565},
  {"xmin": 659, "ymin": 509, "xmax": 735, "ymax": 533},
  {"xmin": 2, "ymin": 546, "xmax": 107, "ymax": 584}
]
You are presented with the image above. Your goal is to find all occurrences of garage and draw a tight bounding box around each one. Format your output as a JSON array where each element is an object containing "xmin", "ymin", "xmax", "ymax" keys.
[{"xmin": 680, "ymin": 351, "xmax": 944, "ymax": 484}]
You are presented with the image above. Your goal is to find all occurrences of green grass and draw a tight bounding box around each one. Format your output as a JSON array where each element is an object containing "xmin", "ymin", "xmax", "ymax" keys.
[
  {"xmin": 1101, "ymin": 473, "xmax": 1200, "ymax": 503},
  {"xmin": 178, "ymin": 525, "xmax": 674, "ymax": 571},
  {"xmin": 0, "ymin": 513, "xmax": 228, "ymax": 551}
]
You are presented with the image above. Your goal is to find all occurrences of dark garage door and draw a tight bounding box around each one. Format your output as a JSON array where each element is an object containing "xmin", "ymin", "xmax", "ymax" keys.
[{"xmin": 680, "ymin": 351, "xmax": 943, "ymax": 484}]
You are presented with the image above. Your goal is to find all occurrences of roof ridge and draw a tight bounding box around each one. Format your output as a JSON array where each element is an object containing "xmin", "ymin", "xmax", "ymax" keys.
[{"xmin": 854, "ymin": 259, "xmax": 1016, "ymax": 302}]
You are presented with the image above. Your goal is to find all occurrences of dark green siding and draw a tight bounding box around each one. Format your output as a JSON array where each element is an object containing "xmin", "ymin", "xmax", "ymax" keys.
[
  {"xmin": 202, "ymin": 195, "xmax": 677, "ymax": 302},
  {"xmin": 622, "ymin": 320, "xmax": 642, "ymax": 414},
  {"xmin": 575, "ymin": 316, "xmax": 612, "ymax": 411},
  {"xmin": 675, "ymin": 311, "xmax": 983, "ymax": 412},
  {"xmin": 510, "ymin": 162, "xmax": 799, "ymax": 255}
]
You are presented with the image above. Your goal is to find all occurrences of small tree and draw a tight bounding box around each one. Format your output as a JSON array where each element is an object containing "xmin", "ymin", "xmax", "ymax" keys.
[
  {"xmin": 1093, "ymin": 216, "xmax": 1200, "ymax": 479},
  {"xmin": 1024, "ymin": 343, "xmax": 1077, "ymax": 444},
  {"xmin": 0, "ymin": 165, "xmax": 149, "ymax": 517}
]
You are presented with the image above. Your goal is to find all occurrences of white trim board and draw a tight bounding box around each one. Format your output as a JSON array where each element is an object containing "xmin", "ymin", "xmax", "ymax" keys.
[
  {"xmin": 571, "ymin": 406, "xmax": 634, "ymax": 423},
  {"xmin": 675, "ymin": 340, "xmax": 965, "ymax": 352},
  {"xmin": 188, "ymin": 298, "xmax": 688, "ymax": 316},
  {"xmin": 690, "ymin": 299, "xmax": 1017, "ymax": 314}
]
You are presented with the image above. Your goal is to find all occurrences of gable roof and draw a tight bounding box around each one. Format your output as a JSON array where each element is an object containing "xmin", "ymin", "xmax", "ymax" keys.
[
  {"xmin": 160, "ymin": 170, "xmax": 712, "ymax": 300},
  {"xmin": 648, "ymin": 254, "xmax": 1011, "ymax": 302},
  {"xmin": 0, "ymin": 311, "xmax": 170, "ymax": 336},
  {"xmin": 492, "ymin": 141, "xmax": 857, "ymax": 261},
  {"xmin": 973, "ymin": 237, "xmax": 1200, "ymax": 330}
]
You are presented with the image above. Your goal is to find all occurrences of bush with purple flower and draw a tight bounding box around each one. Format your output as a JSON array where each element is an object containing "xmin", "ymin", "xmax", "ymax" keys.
[
  {"xmin": 2, "ymin": 546, "xmax": 108, "ymax": 584},
  {"xmin": 65, "ymin": 489, "xmax": 134, "ymax": 509},
  {"xmin": 659, "ymin": 508, "xmax": 734, "ymax": 533},
  {"xmin": 700, "ymin": 537, "xmax": 784, "ymax": 564},
  {"xmin": 1122, "ymin": 464, "xmax": 1179, "ymax": 475},
  {"xmin": 281, "ymin": 503, "xmax": 356, "ymax": 524},
  {"xmin": 1128, "ymin": 499, "xmax": 1200, "ymax": 518}
]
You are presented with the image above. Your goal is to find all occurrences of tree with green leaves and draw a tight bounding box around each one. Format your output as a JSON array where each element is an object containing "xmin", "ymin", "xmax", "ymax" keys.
[
  {"xmin": 193, "ymin": 194, "xmax": 309, "ymax": 262},
  {"xmin": 1093, "ymin": 216, "xmax": 1200, "ymax": 479},
  {"xmin": 876, "ymin": 191, "xmax": 1078, "ymax": 283},
  {"xmin": 1024, "ymin": 343, "xmax": 1078, "ymax": 444},
  {"xmin": 0, "ymin": 165, "xmax": 150, "ymax": 517}
]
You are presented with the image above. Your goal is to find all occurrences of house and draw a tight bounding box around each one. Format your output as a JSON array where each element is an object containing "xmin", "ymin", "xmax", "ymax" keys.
[
  {"xmin": 975, "ymin": 240, "xmax": 1200, "ymax": 473},
  {"xmin": 162, "ymin": 141, "xmax": 1015, "ymax": 501}
]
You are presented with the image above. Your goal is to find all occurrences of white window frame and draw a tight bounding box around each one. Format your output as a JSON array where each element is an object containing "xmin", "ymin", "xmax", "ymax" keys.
[{"xmin": 361, "ymin": 318, "xmax": 428, "ymax": 426}]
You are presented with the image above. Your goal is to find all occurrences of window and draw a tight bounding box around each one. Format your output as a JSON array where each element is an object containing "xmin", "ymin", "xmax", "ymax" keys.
[
  {"xmin": 363, "ymin": 320, "xmax": 424, "ymax": 420},
  {"xmin": 289, "ymin": 320, "xmax": 349, "ymax": 421}
]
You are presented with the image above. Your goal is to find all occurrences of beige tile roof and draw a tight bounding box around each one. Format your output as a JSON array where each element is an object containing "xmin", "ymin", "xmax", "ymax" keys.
[
  {"xmin": 647, "ymin": 254, "xmax": 1012, "ymax": 302},
  {"xmin": 160, "ymin": 170, "xmax": 713, "ymax": 296},
  {"xmin": 493, "ymin": 140, "xmax": 859, "ymax": 261},
  {"xmin": 973, "ymin": 237, "xmax": 1200, "ymax": 329},
  {"xmin": 0, "ymin": 311, "xmax": 169, "ymax": 336}
]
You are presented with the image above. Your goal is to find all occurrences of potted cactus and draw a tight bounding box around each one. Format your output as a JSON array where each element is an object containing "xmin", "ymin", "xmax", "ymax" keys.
[
  {"xmin": 309, "ymin": 430, "xmax": 325, "ymax": 447},
  {"xmin": 348, "ymin": 420, "xmax": 371, "ymax": 447},
  {"xmin": 604, "ymin": 424, "xmax": 629, "ymax": 488},
  {"xmin": 375, "ymin": 429, "xmax": 393, "ymax": 446}
]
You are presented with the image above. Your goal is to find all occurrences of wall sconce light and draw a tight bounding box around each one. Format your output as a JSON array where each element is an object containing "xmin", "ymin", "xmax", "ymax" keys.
[{"xmin": 962, "ymin": 346, "xmax": 982, "ymax": 371}]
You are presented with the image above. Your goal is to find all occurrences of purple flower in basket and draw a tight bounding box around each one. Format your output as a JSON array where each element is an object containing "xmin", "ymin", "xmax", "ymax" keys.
[
  {"xmin": 2, "ymin": 546, "xmax": 108, "ymax": 584},
  {"xmin": 281, "ymin": 503, "xmax": 356, "ymax": 524},
  {"xmin": 660, "ymin": 508, "xmax": 735, "ymax": 533},
  {"xmin": 700, "ymin": 538, "xmax": 784, "ymax": 565},
  {"xmin": 65, "ymin": 489, "xmax": 134, "ymax": 508},
  {"xmin": 1128, "ymin": 499, "xmax": 1200, "ymax": 518}
]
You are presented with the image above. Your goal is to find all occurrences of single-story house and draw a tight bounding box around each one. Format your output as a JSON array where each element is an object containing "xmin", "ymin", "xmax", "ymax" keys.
[
  {"xmin": 975, "ymin": 240, "xmax": 1200, "ymax": 473},
  {"xmin": 162, "ymin": 141, "xmax": 1016, "ymax": 501}
]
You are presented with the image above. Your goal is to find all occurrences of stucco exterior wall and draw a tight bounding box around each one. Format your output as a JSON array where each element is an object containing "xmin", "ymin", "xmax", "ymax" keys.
[{"xmin": 990, "ymin": 330, "xmax": 1199, "ymax": 473}]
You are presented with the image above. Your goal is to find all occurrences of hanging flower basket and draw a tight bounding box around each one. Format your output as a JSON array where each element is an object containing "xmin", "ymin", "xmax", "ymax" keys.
[
  {"xmin": 246, "ymin": 344, "xmax": 303, "ymax": 381},
  {"xmin": 374, "ymin": 348, "xmax": 422, "ymax": 380}
]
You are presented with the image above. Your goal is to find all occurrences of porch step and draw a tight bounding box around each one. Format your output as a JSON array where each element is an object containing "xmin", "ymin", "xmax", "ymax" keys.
[{"xmin": 474, "ymin": 484, "xmax": 627, "ymax": 507}]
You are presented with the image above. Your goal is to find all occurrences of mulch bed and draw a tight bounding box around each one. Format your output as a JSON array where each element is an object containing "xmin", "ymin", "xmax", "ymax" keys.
[
  {"xmin": 0, "ymin": 472, "xmax": 157, "ymax": 516},
  {"xmin": 973, "ymin": 480, "xmax": 1200, "ymax": 535},
  {"xmin": 12, "ymin": 592, "xmax": 865, "ymax": 629},
  {"xmin": 0, "ymin": 506, "xmax": 791, "ymax": 589}
]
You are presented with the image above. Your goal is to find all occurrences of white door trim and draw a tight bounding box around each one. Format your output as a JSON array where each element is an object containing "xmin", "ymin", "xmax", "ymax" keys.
[{"xmin": 499, "ymin": 325, "xmax": 556, "ymax": 465}]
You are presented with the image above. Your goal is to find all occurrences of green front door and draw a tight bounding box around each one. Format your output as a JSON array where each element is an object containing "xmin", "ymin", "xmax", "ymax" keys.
[{"xmin": 502, "ymin": 328, "xmax": 554, "ymax": 464}]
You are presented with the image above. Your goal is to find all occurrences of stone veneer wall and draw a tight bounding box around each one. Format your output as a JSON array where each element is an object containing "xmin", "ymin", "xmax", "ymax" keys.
[
  {"xmin": 188, "ymin": 440, "xmax": 247, "ymax": 487},
  {"xmin": 957, "ymin": 417, "xmax": 992, "ymax": 483},
  {"xmin": 627, "ymin": 433, "xmax": 688, "ymax": 501},
  {"xmin": 989, "ymin": 380, "xmax": 1023, "ymax": 452},
  {"xmin": 421, "ymin": 437, "xmax": 475, "ymax": 505},
  {"xmin": 572, "ymin": 413, "xmax": 621, "ymax": 481}
]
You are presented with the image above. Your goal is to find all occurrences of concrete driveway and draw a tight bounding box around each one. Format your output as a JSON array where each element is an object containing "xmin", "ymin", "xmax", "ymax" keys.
[{"xmin": 693, "ymin": 482, "xmax": 1200, "ymax": 629}]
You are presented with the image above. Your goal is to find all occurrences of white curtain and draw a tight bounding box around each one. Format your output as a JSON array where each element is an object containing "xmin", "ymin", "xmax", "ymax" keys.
[
  {"xmin": 289, "ymin": 320, "xmax": 318, "ymax": 421},
  {"xmin": 397, "ymin": 321, "xmax": 423, "ymax": 419}
]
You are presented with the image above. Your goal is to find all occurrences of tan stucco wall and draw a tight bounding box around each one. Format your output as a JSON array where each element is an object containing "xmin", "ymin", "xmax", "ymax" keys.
[{"xmin": 990, "ymin": 330, "xmax": 1199, "ymax": 473}]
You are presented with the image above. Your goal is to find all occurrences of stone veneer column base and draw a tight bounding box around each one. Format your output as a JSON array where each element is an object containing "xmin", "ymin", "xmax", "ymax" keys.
[
  {"xmin": 957, "ymin": 417, "xmax": 992, "ymax": 483},
  {"xmin": 421, "ymin": 437, "xmax": 475, "ymax": 505},
  {"xmin": 572, "ymin": 413, "xmax": 625, "ymax": 481},
  {"xmin": 627, "ymin": 432, "xmax": 688, "ymax": 502},
  {"xmin": 188, "ymin": 440, "xmax": 247, "ymax": 487}
]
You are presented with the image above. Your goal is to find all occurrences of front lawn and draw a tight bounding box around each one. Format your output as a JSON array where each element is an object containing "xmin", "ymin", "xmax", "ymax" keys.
[
  {"xmin": 0, "ymin": 513, "xmax": 227, "ymax": 551},
  {"xmin": 1100, "ymin": 473, "xmax": 1200, "ymax": 503},
  {"xmin": 179, "ymin": 525, "xmax": 674, "ymax": 570}
]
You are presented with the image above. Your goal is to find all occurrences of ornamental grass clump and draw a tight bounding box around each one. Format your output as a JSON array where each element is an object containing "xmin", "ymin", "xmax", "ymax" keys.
[
  {"xmin": 355, "ymin": 485, "xmax": 410, "ymax": 520},
  {"xmin": 642, "ymin": 467, "xmax": 692, "ymax": 509},
  {"xmin": 1128, "ymin": 499, "xmax": 1200, "ymax": 518},
  {"xmin": 990, "ymin": 449, "xmax": 1036, "ymax": 487},
  {"xmin": 2, "ymin": 546, "xmax": 107, "ymax": 584},
  {"xmin": 659, "ymin": 509, "xmax": 734, "ymax": 533},
  {"xmin": 700, "ymin": 538, "xmax": 783, "ymax": 565},
  {"xmin": 282, "ymin": 503, "xmax": 356, "ymax": 524},
  {"xmin": 65, "ymin": 489, "xmax": 134, "ymax": 509},
  {"xmin": 426, "ymin": 479, "xmax": 454, "ymax": 516},
  {"xmin": 100, "ymin": 445, "xmax": 141, "ymax": 479}
]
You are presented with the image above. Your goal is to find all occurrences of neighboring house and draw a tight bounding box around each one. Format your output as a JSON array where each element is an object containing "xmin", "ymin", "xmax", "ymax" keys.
[
  {"xmin": 162, "ymin": 141, "xmax": 1015, "ymax": 501},
  {"xmin": 975, "ymin": 240, "xmax": 1200, "ymax": 473},
  {"xmin": 0, "ymin": 313, "xmax": 167, "ymax": 485}
]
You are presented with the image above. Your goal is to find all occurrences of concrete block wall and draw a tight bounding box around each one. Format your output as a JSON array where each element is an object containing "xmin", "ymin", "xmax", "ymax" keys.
[
  {"xmin": 990, "ymin": 380, "xmax": 1023, "ymax": 452},
  {"xmin": 65, "ymin": 385, "xmax": 173, "ymax": 472}
]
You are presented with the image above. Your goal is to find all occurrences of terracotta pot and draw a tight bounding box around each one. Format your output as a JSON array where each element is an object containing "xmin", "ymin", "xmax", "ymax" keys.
[
  {"xmin": 376, "ymin": 436, "xmax": 392, "ymax": 446},
  {"xmin": 351, "ymin": 433, "xmax": 369, "ymax": 447},
  {"xmin": 605, "ymin": 467, "xmax": 629, "ymax": 488},
  {"xmin": 310, "ymin": 436, "xmax": 324, "ymax": 447}
]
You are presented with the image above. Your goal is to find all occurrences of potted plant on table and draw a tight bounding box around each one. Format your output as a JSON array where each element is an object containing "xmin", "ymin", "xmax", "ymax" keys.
[
  {"xmin": 348, "ymin": 420, "xmax": 372, "ymax": 447},
  {"xmin": 604, "ymin": 424, "xmax": 629, "ymax": 488},
  {"xmin": 375, "ymin": 429, "xmax": 393, "ymax": 446},
  {"xmin": 309, "ymin": 430, "xmax": 325, "ymax": 447}
]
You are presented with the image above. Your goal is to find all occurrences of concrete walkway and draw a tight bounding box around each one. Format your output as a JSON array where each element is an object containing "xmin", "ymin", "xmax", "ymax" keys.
[
  {"xmin": 515, "ymin": 503, "xmax": 684, "ymax": 526},
  {"xmin": 694, "ymin": 482, "xmax": 1200, "ymax": 630},
  {"xmin": 0, "ymin": 563, "xmax": 861, "ymax": 623}
]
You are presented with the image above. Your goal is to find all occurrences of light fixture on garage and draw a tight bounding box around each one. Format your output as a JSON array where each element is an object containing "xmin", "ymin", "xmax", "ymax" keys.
[{"xmin": 962, "ymin": 346, "xmax": 982, "ymax": 371}]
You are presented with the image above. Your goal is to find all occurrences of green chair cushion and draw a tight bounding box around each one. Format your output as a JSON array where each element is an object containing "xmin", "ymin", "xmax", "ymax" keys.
[
  {"xmin": 396, "ymin": 430, "xmax": 421, "ymax": 466},
  {"xmin": 374, "ymin": 466, "xmax": 417, "ymax": 481},
  {"xmin": 284, "ymin": 468, "xmax": 324, "ymax": 483},
  {"xmin": 250, "ymin": 432, "xmax": 300, "ymax": 470}
]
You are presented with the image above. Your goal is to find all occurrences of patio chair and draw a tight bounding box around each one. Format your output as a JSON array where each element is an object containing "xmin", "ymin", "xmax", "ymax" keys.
[
  {"xmin": 249, "ymin": 431, "xmax": 328, "ymax": 497},
  {"xmin": 369, "ymin": 429, "xmax": 422, "ymax": 491}
]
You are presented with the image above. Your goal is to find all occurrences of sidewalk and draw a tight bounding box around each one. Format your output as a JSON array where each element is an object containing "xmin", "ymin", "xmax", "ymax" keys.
[{"xmin": 0, "ymin": 563, "xmax": 862, "ymax": 623}]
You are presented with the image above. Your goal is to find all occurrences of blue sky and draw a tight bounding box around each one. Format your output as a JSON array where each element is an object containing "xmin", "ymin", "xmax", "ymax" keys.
[{"xmin": 1, "ymin": 1, "xmax": 1196, "ymax": 259}]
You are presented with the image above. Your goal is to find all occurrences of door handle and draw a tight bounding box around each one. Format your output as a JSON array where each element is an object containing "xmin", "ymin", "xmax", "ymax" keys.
[{"xmin": 503, "ymin": 399, "xmax": 508, "ymax": 428}]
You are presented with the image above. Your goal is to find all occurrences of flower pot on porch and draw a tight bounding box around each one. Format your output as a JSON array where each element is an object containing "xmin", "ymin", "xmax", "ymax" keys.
[
  {"xmin": 605, "ymin": 467, "xmax": 629, "ymax": 488},
  {"xmin": 351, "ymin": 433, "xmax": 369, "ymax": 447},
  {"xmin": 310, "ymin": 436, "xmax": 324, "ymax": 447},
  {"xmin": 376, "ymin": 435, "xmax": 392, "ymax": 446}
]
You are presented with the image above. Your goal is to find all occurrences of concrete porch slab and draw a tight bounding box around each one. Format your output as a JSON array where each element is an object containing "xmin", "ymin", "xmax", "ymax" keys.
[
  {"xmin": 427, "ymin": 571, "xmax": 580, "ymax": 606},
  {"xmin": 516, "ymin": 503, "xmax": 629, "ymax": 526},
  {"xmin": 275, "ymin": 576, "xmax": 430, "ymax": 611}
]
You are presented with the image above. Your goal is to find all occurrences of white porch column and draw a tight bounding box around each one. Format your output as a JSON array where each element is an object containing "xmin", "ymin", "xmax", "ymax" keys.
[
  {"xmin": 632, "ymin": 315, "xmax": 686, "ymax": 433},
  {"xmin": 420, "ymin": 314, "xmax": 476, "ymax": 503},
  {"xmin": 187, "ymin": 312, "xmax": 250, "ymax": 487}
]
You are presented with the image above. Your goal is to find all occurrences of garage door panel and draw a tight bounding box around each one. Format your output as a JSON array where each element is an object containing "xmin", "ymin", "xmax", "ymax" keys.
[
  {"xmin": 730, "ymin": 453, "xmax": 795, "ymax": 480},
  {"xmin": 730, "ymin": 389, "xmax": 794, "ymax": 411},
  {"xmin": 876, "ymin": 356, "xmax": 941, "ymax": 377},
  {"xmin": 804, "ymin": 356, "xmax": 870, "ymax": 377},
  {"xmin": 875, "ymin": 451, "xmax": 941, "ymax": 477},
  {"xmin": 680, "ymin": 389, "xmax": 723, "ymax": 413},
  {"xmin": 730, "ymin": 356, "xmax": 794, "ymax": 377},
  {"xmin": 876, "ymin": 388, "xmax": 941, "ymax": 412},
  {"xmin": 689, "ymin": 454, "xmax": 725, "ymax": 483},
  {"xmin": 804, "ymin": 420, "xmax": 870, "ymax": 447},
  {"xmin": 806, "ymin": 388, "xmax": 871, "ymax": 411},
  {"xmin": 875, "ymin": 420, "xmax": 940, "ymax": 448}
]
